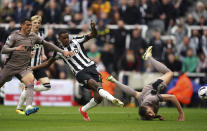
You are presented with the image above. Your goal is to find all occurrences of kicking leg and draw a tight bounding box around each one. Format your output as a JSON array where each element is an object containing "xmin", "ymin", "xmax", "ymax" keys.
[
  {"xmin": 88, "ymin": 79, "xmax": 124, "ymax": 107},
  {"xmin": 107, "ymin": 76, "xmax": 140, "ymax": 99},
  {"xmin": 79, "ymin": 90, "xmax": 101, "ymax": 121}
]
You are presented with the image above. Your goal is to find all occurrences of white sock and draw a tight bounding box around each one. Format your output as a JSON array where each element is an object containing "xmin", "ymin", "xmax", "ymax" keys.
[
  {"xmin": 98, "ymin": 88, "xmax": 115, "ymax": 102},
  {"xmin": 82, "ymin": 98, "xmax": 97, "ymax": 112},
  {"xmin": 34, "ymin": 84, "xmax": 50, "ymax": 91},
  {"xmin": 16, "ymin": 89, "xmax": 26, "ymax": 109},
  {"xmin": 26, "ymin": 105, "xmax": 33, "ymax": 110}
]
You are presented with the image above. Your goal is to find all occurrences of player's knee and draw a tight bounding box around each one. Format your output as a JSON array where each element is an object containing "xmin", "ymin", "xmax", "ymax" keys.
[
  {"xmin": 94, "ymin": 96, "xmax": 103, "ymax": 104},
  {"xmin": 88, "ymin": 79, "xmax": 98, "ymax": 90}
]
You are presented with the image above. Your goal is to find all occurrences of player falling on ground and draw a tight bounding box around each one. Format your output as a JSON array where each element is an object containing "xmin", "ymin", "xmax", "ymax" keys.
[
  {"xmin": 107, "ymin": 46, "xmax": 184, "ymax": 121},
  {"xmin": 32, "ymin": 20, "xmax": 124, "ymax": 121},
  {"xmin": 16, "ymin": 15, "xmax": 52, "ymax": 115},
  {"xmin": 0, "ymin": 17, "xmax": 72, "ymax": 116}
]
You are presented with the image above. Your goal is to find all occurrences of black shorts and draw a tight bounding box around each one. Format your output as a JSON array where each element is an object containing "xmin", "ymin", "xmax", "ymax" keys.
[
  {"xmin": 33, "ymin": 68, "xmax": 47, "ymax": 80},
  {"xmin": 76, "ymin": 65, "xmax": 102, "ymax": 86}
]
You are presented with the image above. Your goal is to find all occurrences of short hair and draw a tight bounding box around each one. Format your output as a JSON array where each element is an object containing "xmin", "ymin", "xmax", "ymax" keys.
[
  {"xmin": 20, "ymin": 17, "xmax": 31, "ymax": 25},
  {"xmin": 58, "ymin": 30, "xmax": 68, "ymax": 36},
  {"xmin": 139, "ymin": 106, "xmax": 154, "ymax": 120},
  {"xmin": 31, "ymin": 15, "xmax": 42, "ymax": 23}
]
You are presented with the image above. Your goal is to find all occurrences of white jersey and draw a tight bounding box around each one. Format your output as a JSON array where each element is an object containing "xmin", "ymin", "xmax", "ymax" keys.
[
  {"xmin": 30, "ymin": 32, "xmax": 45, "ymax": 66},
  {"xmin": 53, "ymin": 35, "xmax": 95, "ymax": 75}
]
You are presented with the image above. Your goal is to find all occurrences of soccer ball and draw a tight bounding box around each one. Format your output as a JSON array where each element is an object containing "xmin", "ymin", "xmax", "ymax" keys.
[{"xmin": 198, "ymin": 86, "xmax": 207, "ymax": 100}]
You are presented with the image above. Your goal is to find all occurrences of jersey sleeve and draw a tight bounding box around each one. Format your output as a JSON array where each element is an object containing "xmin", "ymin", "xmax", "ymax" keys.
[
  {"xmin": 1, "ymin": 34, "xmax": 16, "ymax": 54},
  {"xmin": 73, "ymin": 34, "xmax": 90, "ymax": 44},
  {"xmin": 52, "ymin": 51, "xmax": 61, "ymax": 60}
]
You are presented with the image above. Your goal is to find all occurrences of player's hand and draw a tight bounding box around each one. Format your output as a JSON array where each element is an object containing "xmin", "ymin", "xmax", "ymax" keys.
[
  {"xmin": 158, "ymin": 115, "xmax": 165, "ymax": 121},
  {"xmin": 63, "ymin": 51, "xmax": 75, "ymax": 58},
  {"xmin": 90, "ymin": 20, "xmax": 96, "ymax": 29},
  {"xmin": 15, "ymin": 45, "xmax": 26, "ymax": 51},
  {"xmin": 30, "ymin": 51, "xmax": 35, "ymax": 58},
  {"xmin": 42, "ymin": 55, "xmax": 47, "ymax": 61},
  {"xmin": 177, "ymin": 112, "xmax": 184, "ymax": 121}
]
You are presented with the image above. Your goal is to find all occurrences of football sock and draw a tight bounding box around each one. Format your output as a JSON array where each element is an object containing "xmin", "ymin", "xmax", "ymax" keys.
[
  {"xmin": 98, "ymin": 88, "xmax": 115, "ymax": 102},
  {"xmin": 81, "ymin": 98, "xmax": 98, "ymax": 112},
  {"xmin": 34, "ymin": 83, "xmax": 51, "ymax": 91},
  {"xmin": 25, "ymin": 84, "xmax": 34, "ymax": 109},
  {"xmin": 114, "ymin": 80, "xmax": 137, "ymax": 97},
  {"xmin": 148, "ymin": 56, "xmax": 171, "ymax": 74},
  {"xmin": 17, "ymin": 89, "xmax": 26, "ymax": 109}
]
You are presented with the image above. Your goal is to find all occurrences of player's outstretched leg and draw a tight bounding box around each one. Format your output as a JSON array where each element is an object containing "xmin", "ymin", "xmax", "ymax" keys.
[
  {"xmin": 107, "ymin": 76, "xmax": 138, "ymax": 98},
  {"xmin": 88, "ymin": 79, "xmax": 124, "ymax": 107}
]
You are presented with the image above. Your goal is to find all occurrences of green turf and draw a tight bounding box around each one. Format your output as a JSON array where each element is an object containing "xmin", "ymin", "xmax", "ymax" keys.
[{"xmin": 0, "ymin": 105, "xmax": 207, "ymax": 131}]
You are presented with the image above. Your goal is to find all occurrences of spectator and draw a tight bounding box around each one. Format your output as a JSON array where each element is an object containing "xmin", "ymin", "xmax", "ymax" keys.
[
  {"xmin": 0, "ymin": 0, "xmax": 14, "ymax": 23},
  {"xmin": 164, "ymin": 39, "xmax": 176, "ymax": 59},
  {"xmin": 69, "ymin": 13, "xmax": 83, "ymax": 28},
  {"xmin": 190, "ymin": 29, "xmax": 201, "ymax": 55},
  {"xmin": 118, "ymin": 0, "xmax": 127, "ymax": 22},
  {"xmin": 44, "ymin": 28, "xmax": 58, "ymax": 57},
  {"xmin": 67, "ymin": 0, "xmax": 81, "ymax": 13},
  {"xmin": 186, "ymin": 13, "xmax": 197, "ymax": 25},
  {"xmin": 44, "ymin": 0, "xmax": 61, "ymax": 24},
  {"xmin": 111, "ymin": 20, "xmax": 128, "ymax": 73},
  {"xmin": 5, "ymin": 20, "xmax": 16, "ymax": 35},
  {"xmin": 201, "ymin": 29, "xmax": 207, "ymax": 57},
  {"xmin": 159, "ymin": 0, "xmax": 177, "ymax": 30},
  {"xmin": 165, "ymin": 53, "xmax": 182, "ymax": 72},
  {"xmin": 192, "ymin": 1, "xmax": 207, "ymax": 23},
  {"xmin": 87, "ymin": 43, "xmax": 106, "ymax": 72},
  {"xmin": 119, "ymin": 50, "xmax": 138, "ymax": 72},
  {"xmin": 182, "ymin": 48, "xmax": 199, "ymax": 73},
  {"xmin": 31, "ymin": 0, "xmax": 46, "ymax": 16},
  {"xmin": 109, "ymin": 4, "xmax": 120, "ymax": 24},
  {"xmin": 173, "ymin": 24, "xmax": 188, "ymax": 46},
  {"xmin": 61, "ymin": 6, "xmax": 72, "ymax": 24},
  {"xmin": 197, "ymin": 53, "xmax": 207, "ymax": 73},
  {"xmin": 177, "ymin": 36, "xmax": 196, "ymax": 60},
  {"xmin": 198, "ymin": 16, "xmax": 207, "ymax": 26},
  {"xmin": 101, "ymin": 43, "xmax": 114, "ymax": 73},
  {"xmin": 13, "ymin": 1, "xmax": 27, "ymax": 23},
  {"xmin": 82, "ymin": 8, "xmax": 97, "ymax": 25},
  {"xmin": 146, "ymin": 0, "xmax": 164, "ymax": 33},
  {"xmin": 149, "ymin": 30, "xmax": 165, "ymax": 61},
  {"xmin": 139, "ymin": 0, "xmax": 148, "ymax": 24},
  {"xmin": 129, "ymin": 28, "xmax": 147, "ymax": 71},
  {"xmin": 96, "ymin": 20, "xmax": 110, "ymax": 47},
  {"xmin": 124, "ymin": 0, "xmax": 141, "ymax": 24}
]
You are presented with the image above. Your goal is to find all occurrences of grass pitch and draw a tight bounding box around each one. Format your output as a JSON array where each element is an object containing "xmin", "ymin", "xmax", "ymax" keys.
[{"xmin": 0, "ymin": 105, "xmax": 207, "ymax": 131}]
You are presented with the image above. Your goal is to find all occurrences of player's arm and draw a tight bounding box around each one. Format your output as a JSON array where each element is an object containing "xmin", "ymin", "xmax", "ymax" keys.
[
  {"xmin": 1, "ymin": 34, "xmax": 25, "ymax": 54},
  {"xmin": 35, "ymin": 35, "xmax": 73, "ymax": 57},
  {"xmin": 41, "ymin": 46, "xmax": 47, "ymax": 61},
  {"xmin": 32, "ymin": 57, "xmax": 56, "ymax": 70},
  {"xmin": 161, "ymin": 94, "xmax": 184, "ymax": 121}
]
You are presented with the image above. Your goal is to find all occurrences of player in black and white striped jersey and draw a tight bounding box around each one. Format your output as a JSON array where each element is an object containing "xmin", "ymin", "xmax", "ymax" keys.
[
  {"xmin": 16, "ymin": 15, "xmax": 51, "ymax": 115},
  {"xmin": 32, "ymin": 20, "xmax": 124, "ymax": 121}
]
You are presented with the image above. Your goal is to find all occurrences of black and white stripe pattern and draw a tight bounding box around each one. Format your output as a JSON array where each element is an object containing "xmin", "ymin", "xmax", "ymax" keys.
[
  {"xmin": 54, "ymin": 35, "xmax": 95, "ymax": 75},
  {"xmin": 30, "ymin": 32, "xmax": 45, "ymax": 66}
]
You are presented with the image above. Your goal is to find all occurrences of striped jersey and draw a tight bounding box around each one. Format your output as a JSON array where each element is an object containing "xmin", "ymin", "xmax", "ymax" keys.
[
  {"xmin": 30, "ymin": 32, "xmax": 45, "ymax": 66},
  {"xmin": 53, "ymin": 35, "xmax": 95, "ymax": 75}
]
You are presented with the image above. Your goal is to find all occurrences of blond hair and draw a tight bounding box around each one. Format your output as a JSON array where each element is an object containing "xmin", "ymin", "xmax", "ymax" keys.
[{"xmin": 31, "ymin": 15, "xmax": 42, "ymax": 23}]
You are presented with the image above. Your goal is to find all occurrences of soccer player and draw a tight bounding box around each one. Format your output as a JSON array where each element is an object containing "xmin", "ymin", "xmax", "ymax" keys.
[
  {"xmin": 0, "ymin": 17, "xmax": 73, "ymax": 116},
  {"xmin": 16, "ymin": 15, "xmax": 52, "ymax": 115},
  {"xmin": 32, "ymin": 20, "xmax": 124, "ymax": 121},
  {"xmin": 107, "ymin": 46, "xmax": 184, "ymax": 121}
]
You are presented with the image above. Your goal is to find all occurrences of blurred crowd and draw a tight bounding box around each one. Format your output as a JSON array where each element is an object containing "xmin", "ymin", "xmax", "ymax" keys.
[{"xmin": 0, "ymin": 0, "xmax": 207, "ymax": 80}]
